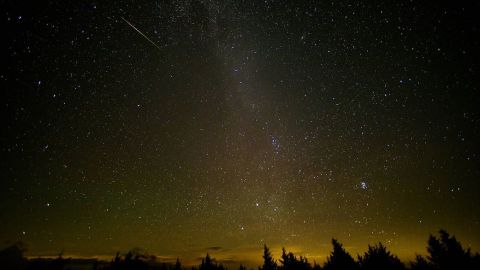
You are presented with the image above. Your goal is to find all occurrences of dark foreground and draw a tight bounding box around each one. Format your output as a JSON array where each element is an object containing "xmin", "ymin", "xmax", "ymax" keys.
[{"xmin": 1, "ymin": 230, "xmax": 478, "ymax": 270}]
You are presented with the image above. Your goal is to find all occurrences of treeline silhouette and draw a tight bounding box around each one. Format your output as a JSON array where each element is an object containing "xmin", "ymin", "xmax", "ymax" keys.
[{"xmin": 1, "ymin": 230, "xmax": 478, "ymax": 270}]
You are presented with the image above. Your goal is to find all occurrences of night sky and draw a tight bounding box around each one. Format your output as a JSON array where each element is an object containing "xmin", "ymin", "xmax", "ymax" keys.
[{"xmin": 1, "ymin": 0, "xmax": 480, "ymax": 267}]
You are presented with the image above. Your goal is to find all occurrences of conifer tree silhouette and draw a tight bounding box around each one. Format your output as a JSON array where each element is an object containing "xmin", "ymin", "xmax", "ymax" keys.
[
  {"xmin": 280, "ymin": 248, "xmax": 291, "ymax": 270},
  {"xmin": 312, "ymin": 261, "xmax": 322, "ymax": 270},
  {"xmin": 0, "ymin": 242, "xmax": 28, "ymax": 270},
  {"xmin": 200, "ymin": 253, "xmax": 225, "ymax": 270},
  {"xmin": 200, "ymin": 253, "xmax": 212, "ymax": 270},
  {"xmin": 415, "ymin": 229, "xmax": 480, "ymax": 270},
  {"xmin": 279, "ymin": 248, "xmax": 311, "ymax": 270},
  {"xmin": 411, "ymin": 254, "xmax": 430, "ymax": 270},
  {"xmin": 175, "ymin": 257, "xmax": 182, "ymax": 270},
  {"xmin": 323, "ymin": 239, "xmax": 358, "ymax": 270},
  {"xmin": 358, "ymin": 242, "xmax": 404, "ymax": 270},
  {"xmin": 260, "ymin": 245, "xmax": 277, "ymax": 270}
]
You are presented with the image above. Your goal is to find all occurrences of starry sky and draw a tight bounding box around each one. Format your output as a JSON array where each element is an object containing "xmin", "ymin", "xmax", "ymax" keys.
[{"xmin": 1, "ymin": 0, "xmax": 480, "ymax": 267}]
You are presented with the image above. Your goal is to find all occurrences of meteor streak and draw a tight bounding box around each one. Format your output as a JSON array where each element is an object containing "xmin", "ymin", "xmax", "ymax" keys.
[{"xmin": 120, "ymin": 16, "xmax": 163, "ymax": 51}]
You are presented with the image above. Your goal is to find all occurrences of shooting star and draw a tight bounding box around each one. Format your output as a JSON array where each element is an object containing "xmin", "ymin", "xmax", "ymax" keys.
[{"xmin": 120, "ymin": 16, "xmax": 163, "ymax": 51}]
